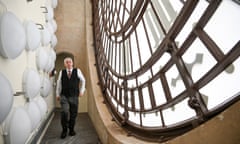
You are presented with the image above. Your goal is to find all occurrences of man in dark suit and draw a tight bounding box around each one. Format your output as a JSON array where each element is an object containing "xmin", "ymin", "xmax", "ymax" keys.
[{"xmin": 56, "ymin": 57, "xmax": 85, "ymax": 139}]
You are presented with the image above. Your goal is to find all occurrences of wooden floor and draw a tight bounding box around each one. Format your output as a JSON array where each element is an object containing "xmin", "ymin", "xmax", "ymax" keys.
[{"xmin": 40, "ymin": 110, "xmax": 100, "ymax": 144}]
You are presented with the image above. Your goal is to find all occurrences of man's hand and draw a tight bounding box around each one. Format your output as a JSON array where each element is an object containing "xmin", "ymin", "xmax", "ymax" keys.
[
  {"xmin": 56, "ymin": 96, "xmax": 60, "ymax": 101},
  {"xmin": 79, "ymin": 92, "xmax": 84, "ymax": 97}
]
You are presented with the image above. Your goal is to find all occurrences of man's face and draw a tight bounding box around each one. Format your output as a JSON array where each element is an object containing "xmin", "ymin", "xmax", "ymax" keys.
[{"xmin": 65, "ymin": 59, "xmax": 73, "ymax": 69}]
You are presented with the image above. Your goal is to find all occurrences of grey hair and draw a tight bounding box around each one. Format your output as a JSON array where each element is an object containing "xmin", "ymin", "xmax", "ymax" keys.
[{"xmin": 64, "ymin": 57, "xmax": 73, "ymax": 64}]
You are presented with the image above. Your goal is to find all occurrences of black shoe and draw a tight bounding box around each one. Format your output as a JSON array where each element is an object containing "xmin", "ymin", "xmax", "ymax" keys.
[
  {"xmin": 69, "ymin": 130, "xmax": 76, "ymax": 136},
  {"xmin": 61, "ymin": 131, "xmax": 67, "ymax": 139}
]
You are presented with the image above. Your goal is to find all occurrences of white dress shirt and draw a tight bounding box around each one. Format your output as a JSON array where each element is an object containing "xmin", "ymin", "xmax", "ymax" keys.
[{"xmin": 56, "ymin": 68, "xmax": 86, "ymax": 97}]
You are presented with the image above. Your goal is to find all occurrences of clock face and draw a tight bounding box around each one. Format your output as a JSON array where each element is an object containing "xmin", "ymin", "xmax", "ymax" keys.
[{"xmin": 93, "ymin": 0, "xmax": 240, "ymax": 141}]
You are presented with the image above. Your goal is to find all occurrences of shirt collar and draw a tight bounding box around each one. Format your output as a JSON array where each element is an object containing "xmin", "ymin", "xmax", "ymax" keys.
[{"xmin": 67, "ymin": 68, "xmax": 73, "ymax": 72}]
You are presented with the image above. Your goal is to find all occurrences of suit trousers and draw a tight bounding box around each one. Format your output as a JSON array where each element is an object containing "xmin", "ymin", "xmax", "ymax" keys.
[{"xmin": 60, "ymin": 95, "xmax": 79, "ymax": 131}]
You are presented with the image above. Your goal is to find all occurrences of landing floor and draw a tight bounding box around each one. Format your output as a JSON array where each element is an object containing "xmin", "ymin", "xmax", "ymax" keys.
[{"xmin": 40, "ymin": 110, "xmax": 100, "ymax": 144}]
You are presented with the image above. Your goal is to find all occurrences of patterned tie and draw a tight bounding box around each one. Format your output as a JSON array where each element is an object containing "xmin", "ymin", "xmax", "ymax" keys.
[{"xmin": 68, "ymin": 70, "xmax": 71, "ymax": 78}]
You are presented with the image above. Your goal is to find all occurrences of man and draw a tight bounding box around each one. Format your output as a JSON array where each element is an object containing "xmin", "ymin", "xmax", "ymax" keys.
[{"xmin": 56, "ymin": 57, "xmax": 86, "ymax": 139}]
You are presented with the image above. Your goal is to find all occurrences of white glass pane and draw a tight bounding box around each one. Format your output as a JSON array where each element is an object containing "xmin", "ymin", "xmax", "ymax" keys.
[
  {"xmin": 138, "ymin": 70, "xmax": 152, "ymax": 85},
  {"xmin": 169, "ymin": 0, "xmax": 183, "ymax": 13},
  {"xmin": 182, "ymin": 38, "xmax": 217, "ymax": 82},
  {"xmin": 152, "ymin": 79, "xmax": 166, "ymax": 106},
  {"xmin": 129, "ymin": 111, "xmax": 141, "ymax": 125},
  {"xmin": 124, "ymin": 40, "xmax": 131, "ymax": 74},
  {"xmin": 137, "ymin": 21, "xmax": 151, "ymax": 64},
  {"xmin": 128, "ymin": 91, "xmax": 132, "ymax": 108},
  {"xmin": 115, "ymin": 44, "xmax": 120, "ymax": 73},
  {"xmin": 175, "ymin": 1, "xmax": 208, "ymax": 46},
  {"xmin": 142, "ymin": 112, "xmax": 162, "ymax": 127},
  {"xmin": 116, "ymin": 88, "xmax": 120, "ymax": 104},
  {"xmin": 200, "ymin": 58, "xmax": 240, "ymax": 110},
  {"xmin": 111, "ymin": 97, "xmax": 117, "ymax": 108},
  {"xmin": 122, "ymin": 89, "xmax": 125, "ymax": 105},
  {"xmin": 128, "ymin": 78, "xmax": 137, "ymax": 88},
  {"xmin": 163, "ymin": 98, "xmax": 196, "ymax": 126},
  {"xmin": 144, "ymin": 6, "xmax": 164, "ymax": 51},
  {"xmin": 118, "ymin": 105, "xmax": 124, "ymax": 114},
  {"xmin": 134, "ymin": 90, "xmax": 140, "ymax": 109},
  {"xmin": 204, "ymin": 0, "xmax": 240, "ymax": 54},
  {"xmin": 166, "ymin": 65, "xmax": 185, "ymax": 98},
  {"xmin": 142, "ymin": 87, "xmax": 151, "ymax": 109},
  {"xmin": 152, "ymin": 53, "xmax": 170, "ymax": 75},
  {"xmin": 112, "ymin": 73, "xmax": 118, "ymax": 82},
  {"xmin": 111, "ymin": 44, "xmax": 116, "ymax": 70},
  {"xmin": 118, "ymin": 78, "xmax": 123, "ymax": 87},
  {"xmin": 130, "ymin": 33, "xmax": 140, "ymax": 72},
  {"xmin": 151, "ymin": 0, "xmax": 171, "ymax": 31},
  {"xmin": 120, "ymin": 43, "xmax": 125, "ymax": 75}
]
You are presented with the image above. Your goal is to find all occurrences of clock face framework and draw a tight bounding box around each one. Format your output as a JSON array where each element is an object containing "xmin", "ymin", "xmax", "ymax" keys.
[{"xmin": 92, "ymin": 0, "xmax": 240, "ymax": 142}]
